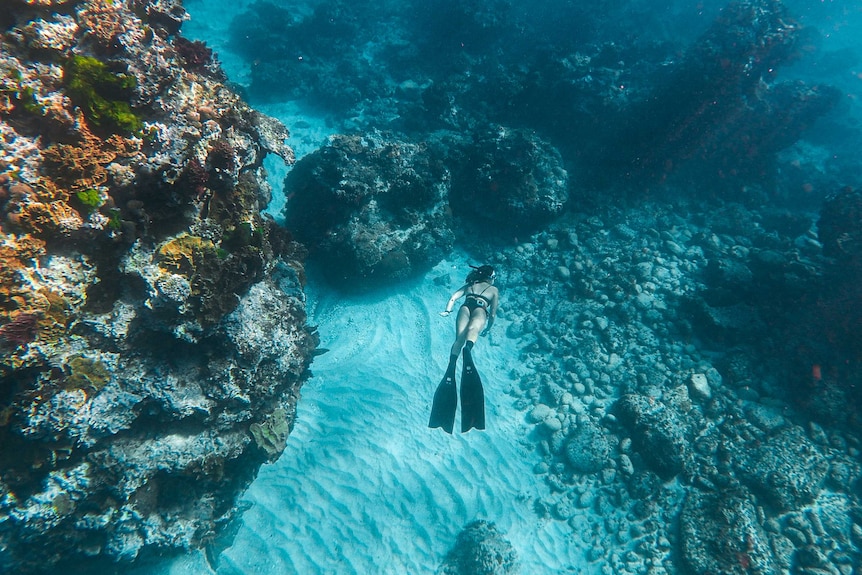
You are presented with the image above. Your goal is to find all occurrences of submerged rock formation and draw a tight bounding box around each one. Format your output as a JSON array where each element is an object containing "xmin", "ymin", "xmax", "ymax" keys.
[
  {"xmin": 680, "ymin": 489, "xmax": 777, "ymax": 575},
  {"xmin": 438, "ymin": 520, "xmax": 520, "ymax": 575},
  {"xmin": 283, "ymin": 131, "xmax": 453, "ymax": 290},
  {"xmin": 601, "ymin": 0, "xmax": 841, "ymax": 191},
  {"xmin": 450, "ymin": 126, "xmax": 569, "ymax": 236},
  {"xmin": 0, "ymin": 1, "xmax": 315, "ymax": 572}
]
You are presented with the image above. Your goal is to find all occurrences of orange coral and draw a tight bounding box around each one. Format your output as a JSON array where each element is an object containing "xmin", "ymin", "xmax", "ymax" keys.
[
  {"xmin": 78, "ymin": 1, "xmax": 135, "ymax": 53},
  {"xmin": 157, "ymin": 234, "xmax": 217, "ymax": 275},
  {"xmin": 41, "ymin": 114, "xmax": 123, "ymax": 193},
  {"xmin": 18, "ymin": 199, "xmax": 83, "ymax": 236},
  {"xmin": 0, "ymin": 232, "xmax": 46, "ymax": 325},
  {"xmin": 0, "ymin": 231, "xmax": 74, "ymax": 373},
  {"xmin": 3, "ymin": 111, "xmax": 143, "ymax": 238}
]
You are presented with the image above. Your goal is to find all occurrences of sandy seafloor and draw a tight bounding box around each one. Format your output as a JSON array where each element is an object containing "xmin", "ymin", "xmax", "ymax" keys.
[
  {"xmin": 130, "ymin": 255, "xmax": 589, "ymax": 574},
  {"xmin": 128, "ymin": 5, "xmax": 590, "ymax": 572}
]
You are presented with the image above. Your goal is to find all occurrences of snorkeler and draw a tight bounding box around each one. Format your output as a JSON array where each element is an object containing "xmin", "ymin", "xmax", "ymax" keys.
[{"xmin": 428, "ymin": 265, "xmax": 499, "ymax": 433}]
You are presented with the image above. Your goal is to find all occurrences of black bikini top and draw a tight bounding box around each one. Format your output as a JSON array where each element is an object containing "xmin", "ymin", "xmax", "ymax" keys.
[{"xmin": 465, "ymin": 283, "xmax": 492, "ymax": 306}]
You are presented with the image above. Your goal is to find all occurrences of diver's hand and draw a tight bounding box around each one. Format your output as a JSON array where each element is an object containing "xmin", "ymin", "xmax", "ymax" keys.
[
  {"xmin": 439, "ymin": 310, "xmax": 451, "ymax": 317},
  {"xmin": 480, "ymin": 328, "xmax": 489, "ymax": 337}
]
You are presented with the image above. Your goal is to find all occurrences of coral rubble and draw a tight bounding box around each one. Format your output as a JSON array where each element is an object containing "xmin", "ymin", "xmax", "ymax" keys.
[
  {"xmin": 438, "ymin": 520, "xmax": 520, "ymax": 575},
  {"xmin": 0, "ymin": 1, "xmax": 315, "ymax": 572}
]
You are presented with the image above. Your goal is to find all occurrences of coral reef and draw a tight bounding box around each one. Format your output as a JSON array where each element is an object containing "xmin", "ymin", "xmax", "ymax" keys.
[
  {"xmin": 449, "ymin": 126, "xmax": 569, "ymax": 236},
  {"xmin": 0, "ymin": 1, "xmax": 315, "ymax": 573},
  {"xmin": 283, "ymin": 131, "xmax": 453, "ymax": 290}
]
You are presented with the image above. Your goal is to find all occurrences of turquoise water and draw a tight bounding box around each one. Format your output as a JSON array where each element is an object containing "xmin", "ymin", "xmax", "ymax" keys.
[{"xmin": 137, "ymin": 1, "xmax": 862, "ymax": 572}]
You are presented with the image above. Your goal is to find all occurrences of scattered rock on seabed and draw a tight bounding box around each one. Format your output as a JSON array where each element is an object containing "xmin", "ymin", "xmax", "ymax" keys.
[
  {"xmin": 493, "ymin": 194, "xmax": 862, "ymax": 574},
  {"xmin": 0, "ymin": 1, "xmax": 315, "ymax": 573}
]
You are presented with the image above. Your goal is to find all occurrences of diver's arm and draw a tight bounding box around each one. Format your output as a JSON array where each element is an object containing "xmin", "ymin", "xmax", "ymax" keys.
[{"xmin": 439, "ymin": 286, "xmax": 467, "ymax": 316}]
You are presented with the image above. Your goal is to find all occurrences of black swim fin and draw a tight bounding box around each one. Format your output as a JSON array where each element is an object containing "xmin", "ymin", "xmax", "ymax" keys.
[
  {"xmin": 429, "ymin": 360, "xmax": 458, "ymax": 434},
  {"xmin": 460, "ymin": 347, "xmax": 485, "ymax": 432}
]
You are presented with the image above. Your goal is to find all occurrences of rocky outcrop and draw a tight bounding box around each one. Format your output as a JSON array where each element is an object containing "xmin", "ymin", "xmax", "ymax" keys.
[
  {"xmin": 450, "ymin": 126, "xmax": 568, "ymax": 236},
  {"xmin": 438, "ymin": 520, "xmax": 520, "ymax": 575},
  {"xmin": 605, "ymin": 0, "xmax": 841, "ymax": 191},
  {"xmin": 283, "ymin": 131, "xmax": 453, "ymax": 290},
  {"xmin": 0, "ymin": 2, "xmax": 315, "ymax": 572},
  {"xmin": 680, "ymin": 489, "xmax": 778, "ymax": 575},
  {"xmin": 281, "ymin": 125, "xmax": 570, "ymax": 289},
  {"xmin": 613, "ymin": 393, "xmax": 693, "ymax": 480}
]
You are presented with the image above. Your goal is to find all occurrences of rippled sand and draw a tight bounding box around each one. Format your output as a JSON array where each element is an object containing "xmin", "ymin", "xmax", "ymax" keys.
[{"xmin": 203, "ymin": 255, "xmax": 587, "ymax": 574}]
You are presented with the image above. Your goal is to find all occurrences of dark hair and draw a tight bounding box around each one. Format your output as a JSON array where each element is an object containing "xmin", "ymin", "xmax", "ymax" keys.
[{"xmin": 466, "ymin": 265, "xmax": 496, "ymax": 284}]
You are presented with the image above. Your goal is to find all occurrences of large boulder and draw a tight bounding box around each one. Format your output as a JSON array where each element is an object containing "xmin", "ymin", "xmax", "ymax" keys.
[
  {"xmin": 733, "ymin": 426, "xmax": 829, "ymax": 511},
  {"xmin": 283, "ymin": 132, "xmax": 454, "ymax": 290},
  {"xmin": 450, "ymin": 126, "xmax": 568, "ymax": 236},
  {"xmin": 564, "ymin": 418, "xmax": 611, "ymax": 474},
  {"xmin": 613, "ymin": 394, "xmax": 692, "ymax": 480},
  {"xmin": 680, "ymin": 489, "xmax": 777, "ymax": 575}
]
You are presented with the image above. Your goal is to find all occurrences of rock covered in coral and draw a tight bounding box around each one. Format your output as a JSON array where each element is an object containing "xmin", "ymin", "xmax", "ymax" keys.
[
  {"xmin": 734, "ymin": 426, "xmax": 829, "ymax": 511},
  {"xmin": 564, "ymin": 417, "xmax": 610, "ymax": 474},
  {"xmin": 0, "ymin": 2, "xmax": 315, "ymax": 573},
  {"xmin": 613, "ymin": 393, "xmax": 692, "ymax": 480},
  {"xmin": 680, "ymin": 489, "xmax": 778, "ymax": 575},
  {"xmin": 283, "ymin": 131, "xmax": 453, "ymax": 290},
  {"xmin": 605, "ymin": 0, "xmax": 840, "ymax": 191},
  {"xmin": 450, "ymin": 126, "xmax": 568, "ymax": 235},
  {"xmin": 438, "ymin": 520, "xmax": 520, "ymax": 575}
]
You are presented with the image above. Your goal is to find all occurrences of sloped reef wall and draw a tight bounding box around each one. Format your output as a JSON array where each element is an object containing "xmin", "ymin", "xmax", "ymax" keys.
[{"xmin": 0, "ymin": 0, "xmax": 317, "ymax": 572}]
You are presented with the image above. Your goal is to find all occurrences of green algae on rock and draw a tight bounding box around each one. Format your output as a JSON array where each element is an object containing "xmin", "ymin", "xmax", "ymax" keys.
[
  {"xmin": 250, "ymin": 407, "xmax": 291, "ymax": 461},
  {"xmin": 63, "ymin": 54, "xmax": 143, "ymax": 134}
]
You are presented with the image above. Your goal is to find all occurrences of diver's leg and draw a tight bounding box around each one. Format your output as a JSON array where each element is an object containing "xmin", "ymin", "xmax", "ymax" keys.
[
  {"xmin": 449, "ymin": 306, "xmax": 471, "ymax": 356},
  {"xmin": 464, "ymin": 310, "xmax": 487, "ymax": 344},
  {"xmin": 460, "ymin": 311, "xmax": 487, "ymax": 432}
]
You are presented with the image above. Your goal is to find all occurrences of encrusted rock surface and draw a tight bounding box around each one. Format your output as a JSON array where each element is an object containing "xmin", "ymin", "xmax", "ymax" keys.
[
  {"xmin": 680, "ymin": 489, "xmax": 777, "ymax": 575},
  {"xmin": 734, "ymin": 426, "xmax": 829, "ymax": 512},
  {"xmin": 450, "ymin": 126, "xmax": 569, "ymax": 235},
  {"xmin": 438, "ymin": 520, "xmax": 520, "ymax": 575},
  {"xmin": 0, "ymin": 2, "xmax": 315, "ymax": 572},
  {"xmin": 283, "ymin": 131, "xmax": 453, "ymax": 290}
]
